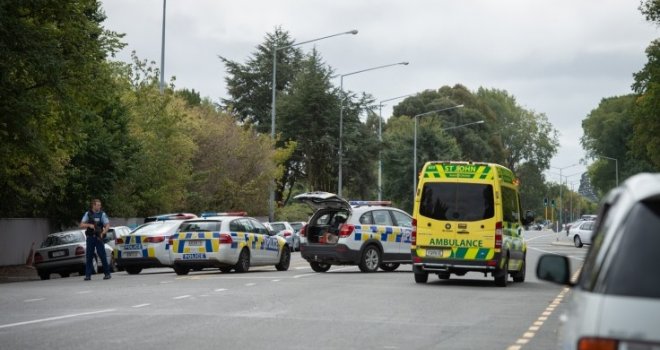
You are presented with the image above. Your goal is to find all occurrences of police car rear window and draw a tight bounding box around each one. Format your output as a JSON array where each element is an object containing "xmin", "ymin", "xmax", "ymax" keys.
[
  {"xmin": 419, "ymin": 183, "xmax": 494, "ymax": 221},
  {"xmin": 179, "ymin": 221, "xmax": 221, "ymax": 232}
]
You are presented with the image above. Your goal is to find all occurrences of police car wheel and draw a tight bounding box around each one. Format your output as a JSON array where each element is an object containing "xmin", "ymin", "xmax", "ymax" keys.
[
  {"xmin": 414, "ymin": 272, "xmax": 428, "ymax": 283},
  {"xmin": 310, "ymin": 262, "xmax": 331, "ymax": 272},
  {"xmin": 174, "ymin": 266, "xmax": 189, "ymax": 275},
  {"xmin": 494, "ymin": 258, "xmax": 509, "ymax": 287},
  {"xmin": 379, "ymin": 263, "xmax": 400, "ymax": 272},
  {"xmin": 359, "ymin": 246, "xmax": 381, "ymax": 273},
  {"xmin": 574, "ymin": 235, "xmax": 583, "ymax": 248},
  {"xmin": 276, "ymin": 248, "xmax": 291, "ymax": 271},
  {"xmin": 125, "ymin": 266, "xmax": 142, "ymax": 275},
  {"xmin": 234, "ymin": 249, "xmax": 250, "ymax": 273}
]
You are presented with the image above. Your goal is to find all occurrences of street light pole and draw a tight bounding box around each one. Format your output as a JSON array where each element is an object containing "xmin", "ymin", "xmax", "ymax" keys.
[
  {"xmin": 337, "ymin": 61, "xmax": 409, "ymax": 197},
  {"xmin": 550, "ymin": 163, "xmax": 579, "ymax": 232},
  {"xmin": 159, "ymin": 0, "xmax": 166, "ymax": 94},
  {"xmin": 268, "ymin": 29, "xmax": 357, "ymax": 222},
  {"xmin": 411, "ymin": 105, "xmax": 469, "ymax": 199},
  {"xmin": 600, "ymin": 155, "xmax": 619, "ymax": 187},
  {"xmin": 378, "ymin": 94, "xmax": 412, "ymax": 201}
]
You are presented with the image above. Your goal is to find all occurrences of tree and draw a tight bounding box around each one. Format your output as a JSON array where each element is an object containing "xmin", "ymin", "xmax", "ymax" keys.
[
  {"xmin": 0, "ymin": 0, "xmax": 125, "ymax": 218},
  {"xmin": 631, "ymin": 39, "xmax": 660, "ymax": 169},
  {"xmin": 220, "ymin": 27, "xmax": 303, "ymax": 134}
]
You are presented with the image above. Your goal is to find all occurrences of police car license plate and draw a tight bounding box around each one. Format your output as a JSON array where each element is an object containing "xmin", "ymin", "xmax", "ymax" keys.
[
  {"xmin": 123, "ymin": 244, "xmax": 142, "ymax": 250},
  {"xmin": 123, "ymin": 251, "xmax": 142, "ymax": 258},
  {"xmin": 182, "ymin": 253, "xmax": 206, "ymax": 260},
  {"xmin": 186, "ymin": 240, "xmax": 203, "ymax": 246}
]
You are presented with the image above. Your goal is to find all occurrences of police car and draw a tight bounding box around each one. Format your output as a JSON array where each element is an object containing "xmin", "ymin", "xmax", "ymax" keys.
[
  {"xmin": 168, "ymin": 213, "xmax": 290, "ymax": 275},
  {"xmin": 295, "ymin": 192, "xmax": 413, "ymax": 273},
  {"xmin": 115, "ymin": 220, "xmax": 184, "ymax": 274}
]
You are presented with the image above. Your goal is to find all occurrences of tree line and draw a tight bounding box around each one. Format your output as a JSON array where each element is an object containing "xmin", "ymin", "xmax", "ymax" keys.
[{"xmin": 8, "ymin": 1, "xmax": 656, "ymax": 227}]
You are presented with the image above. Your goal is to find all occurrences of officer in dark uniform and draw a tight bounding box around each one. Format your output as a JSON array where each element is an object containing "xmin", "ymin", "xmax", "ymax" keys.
[{"xmin": 79, "ymin": 198, "xmax": 111, "ymax": 280}]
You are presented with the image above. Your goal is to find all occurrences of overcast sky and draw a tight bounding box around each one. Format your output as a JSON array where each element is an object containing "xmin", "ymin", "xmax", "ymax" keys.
[{"xmin": 100, "ymin": 0, "xmax": 657, "ymax": 184}]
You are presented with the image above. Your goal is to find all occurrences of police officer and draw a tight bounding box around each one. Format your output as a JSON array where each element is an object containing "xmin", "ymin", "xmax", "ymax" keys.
[{"xmin": 79, "ymin": 198, "xmax": 111, "ymax": 280}]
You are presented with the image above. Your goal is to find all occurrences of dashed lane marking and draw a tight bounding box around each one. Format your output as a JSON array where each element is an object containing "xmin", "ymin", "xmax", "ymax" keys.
[
  {"xmin": 172, "ymin": 295, "xmax": 191, "ymax": 300},
  {"xmin": 132, "ymin": 304, "xmax": 150, "ymax": 308},
  {"xmin": 0, "ymin": 309, "xmax": 116, "ymax": 330},
  {"xmin": 24, "ymin": 298, "xmax": 45, "ymax": 303}
]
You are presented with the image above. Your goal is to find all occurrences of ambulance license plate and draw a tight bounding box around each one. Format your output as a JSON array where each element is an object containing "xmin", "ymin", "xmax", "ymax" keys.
[{"xmin": 426, "ymin": 249, "xmax": 443, "ymax": 257}]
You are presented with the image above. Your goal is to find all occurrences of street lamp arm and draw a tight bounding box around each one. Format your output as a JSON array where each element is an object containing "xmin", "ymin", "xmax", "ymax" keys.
[
  {"xmin": 441, "ymin": 120, "xmax": 484, "ymax": 131},
  {"xmin": 379, "ymin": 94, "xmax": 413, "ymax": 107},
  {"xmin": 341, "ymin": 62, "xmax": 409, "ymax": 78},
  {"xmin": 413, "ymin": 104, "xmax": 464, "ymax": 119},
  {"xmin": 277, "ymin": 29, "xmax": 358, "ymax": 51}
]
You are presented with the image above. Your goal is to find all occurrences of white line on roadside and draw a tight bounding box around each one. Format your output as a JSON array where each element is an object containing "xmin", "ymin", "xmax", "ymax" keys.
[
  {"xmin": 132, "ymin": 304, "xmax": 150, "ymax": 308},
  {"xmin": 0, "ymin": 309, "xmax": 115, "ymax": 330},
  {"xmin": 172, "ymin": 295, "xmax": 191, "ymax": 300},
  {"xmin": 23, "ymin": 298, "xmax": 45, "ymax": 303}
]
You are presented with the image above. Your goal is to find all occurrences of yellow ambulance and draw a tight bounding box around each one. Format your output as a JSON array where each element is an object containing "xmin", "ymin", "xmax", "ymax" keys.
[{"xmin": 411, "ymin": 161, "xmax": 534, "ymax": 287}]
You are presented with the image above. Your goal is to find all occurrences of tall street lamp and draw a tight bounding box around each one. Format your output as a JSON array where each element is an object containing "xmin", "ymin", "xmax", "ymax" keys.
[
  {"xmin": 337, "ymin": 62, "xmax": 409, "ymax": 197},
  {"xmin": 268, "ymin": 29, "xmax": 357, "ymax": 222},
  {"xmin": 550, "ymin": 163, "xmax": 579, "ymax": 231},
  {"xmin": 159, "ymin": 0, "xmax": 166, "ymax": 94},
  {"xmin": 599, "ymin": 155, "xmax": 619, "ymax": 186},
  {"xmin": 412, "ymin": 106, "xmax": 478, "ymax": 199},
  {"xmin": 377, "ymin": 94, "xmax": 413, "ymax": 200}
]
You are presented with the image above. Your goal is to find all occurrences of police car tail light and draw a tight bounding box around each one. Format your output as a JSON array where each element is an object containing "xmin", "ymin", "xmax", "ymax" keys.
[
  {"xmin": 34, "ymin": 252, "xmax": 43, "ymax": 264},
  {"xmin": 338, "ymin": 224, "xmax": 355, "ymax": 238},
  {"xmin": 219, "ymin": 233, "xmax": 233, "ymax": 244},
  {"xmin": 146, "ymin": 236, "xmax": 165, "ymax": 243},
  {"xmin": 411, "ymin": 219, "xmax": 417, "ymax": 245},
  {"xmin": 75, "ymin": 246, "xmax": 85, "ymax": 256},
  {"xmin": 116, "ymin": 237, "xmax": 124, "ymax": 244},
  {"xmin": 167, "ymin": 236, "xmax": 175, "ymax": 246},
  {"xmin": 495, "ymin": 222, "xmax": 503, "ymax": 249}
]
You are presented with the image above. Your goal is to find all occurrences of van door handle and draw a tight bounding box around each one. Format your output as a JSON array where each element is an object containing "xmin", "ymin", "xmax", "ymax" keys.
[{"xmin": 457, "ymin": 230, "xmax": 470, "ymax": 234}]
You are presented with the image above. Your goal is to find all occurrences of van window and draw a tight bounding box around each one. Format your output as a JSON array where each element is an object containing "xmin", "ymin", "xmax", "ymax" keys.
[
  {"xmin": 420, "ymin": 183, "xmax": 494, "ymax": 221},
  {"xmin": 501, "ymin": 186, "xmax": 520, "ymax": 223}
]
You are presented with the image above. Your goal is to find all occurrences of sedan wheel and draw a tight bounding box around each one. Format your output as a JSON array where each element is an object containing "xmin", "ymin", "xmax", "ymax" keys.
[
  {"xmin": 574, "ymin": 235, "xmax": 583, "ymax": 248},
  {"xmin": 275, "ymin": 248, "xmax": 291, "ymax": 271}
]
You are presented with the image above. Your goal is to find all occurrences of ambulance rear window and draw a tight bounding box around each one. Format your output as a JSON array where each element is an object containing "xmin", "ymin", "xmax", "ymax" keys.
[{"xmin": 419, "ymin": 183, "xmax": 494, "ymax": 221}]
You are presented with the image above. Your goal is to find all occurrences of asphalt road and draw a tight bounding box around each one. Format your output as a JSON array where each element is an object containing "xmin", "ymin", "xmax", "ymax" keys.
[{"xmin": 0, "ymin": 230, "xmax": 586, "ymax": 350}]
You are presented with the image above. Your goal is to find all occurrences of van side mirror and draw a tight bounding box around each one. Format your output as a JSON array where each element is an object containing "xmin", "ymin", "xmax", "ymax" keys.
[{"xmin": 536, "ymin": 254, "xmax": 573, "ymax": 286}]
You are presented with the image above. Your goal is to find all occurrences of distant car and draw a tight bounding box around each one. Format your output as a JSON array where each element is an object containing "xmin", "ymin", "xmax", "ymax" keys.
[
  {"xmin": 289, "ymin": 221, "xmax": 307, "ymax": 251},
  {"xmin": 295, "ymin": 193, "xmax": 413, "ymax": 273},
  {"xmin": 115, "ymin": 220, "xmax": 185, "ymax": 274},
  {"xmin": 568, "ymin": 220, "xmax": 595, "ymax": 248},
  {"xmin": 169, "ymin": 216, "xmax": 290, "ymax": 275},
  {"xmin": 537, "ymin": 173, "xmax": 660, "ymax": 350},
  {"xmin": 144, "ymin": 213, "xmax": 198, "ymax": 223},
  {"xmin": 265, "ymin": 221, "xmax": 296, "ymax": 251},
  {"xmin": 34, "ymin": 229, "xmax": 113, "ymax": 280}
]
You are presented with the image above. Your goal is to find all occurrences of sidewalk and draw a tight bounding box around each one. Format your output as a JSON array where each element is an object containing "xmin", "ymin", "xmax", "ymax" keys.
[
  {"xmin": 547, "ymin": 229, "xmax": 575, "ymax": 247},
  {"xmin": 0, "ymin": 265, "xmax": 39, "ymax": 284}
]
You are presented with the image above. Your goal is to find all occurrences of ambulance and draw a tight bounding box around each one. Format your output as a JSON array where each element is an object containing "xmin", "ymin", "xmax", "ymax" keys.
[{"xmin": 411, "ymin": 161, "xmax": 534, "ymax": 286}]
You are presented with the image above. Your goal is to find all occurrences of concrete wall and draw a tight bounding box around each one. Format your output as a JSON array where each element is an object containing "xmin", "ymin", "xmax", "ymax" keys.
[{"xmin": 0, "ymin": 218, "xmax": 144, "ymax": 266}]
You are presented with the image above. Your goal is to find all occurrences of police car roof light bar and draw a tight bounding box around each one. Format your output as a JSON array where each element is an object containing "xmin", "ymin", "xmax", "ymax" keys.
[{"xmin": 201, "ymin": 211, "xmax": 247, "ymax": 218}]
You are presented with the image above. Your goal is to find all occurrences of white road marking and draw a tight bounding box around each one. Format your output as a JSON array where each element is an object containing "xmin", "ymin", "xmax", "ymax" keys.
[
  {"xmin": 214, "ymin": 288, "xmax": 227, "ymax": 292},
  {"xmin": 245, "ymin": 283, "xmax": 256, "ymax": 287},
  {"xmin": 524, "ymin": 233, "xmax": 555, "ymax": 242},
  {"xmin": 24, "ymin": 298, "xmax": 45, "ymax": 303},
  {"xmin": 160, "ymin": 281, "xmax": 174, "ymax": 284},
  {"xmin": 272, "ymin": 279, "xmax": 280, "ymax": 282},
  {"xmin": 132, "ymin": 304, "xmax": 150, "ymax": 308},
  {"xmin": 507, "ymin": 288, "xmax": 570, "ymax": 349},
  {"xmin": 77, "ymin": 291, "xmax": 92, "ymax": 294},
  {"xmin": 0, "ymin": 309, "xmax": 115, "ymax": 329},
  {"xmin": 173, "ymin": 295, "xmax": 191, "ymax": 300}
]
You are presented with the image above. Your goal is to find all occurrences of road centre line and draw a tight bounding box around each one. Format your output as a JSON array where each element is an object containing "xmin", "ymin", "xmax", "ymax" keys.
[
  {"xmin": 214, "ymin": 288, "xmax": 227, "ymax": 292},
  {"xmin": 132, "ymin": 304, "xmax": 150, "ymax": 308},
  {"xmin": 0, "ymin": 309, "xmax": 116, "ymax": 330},
  {"xmin": 172, "ymin": 295, "xmax": 191, "ymax": 300},
  {"xmin": 24, "ymin": 298, "xmax": 45, "ymax": 303}
]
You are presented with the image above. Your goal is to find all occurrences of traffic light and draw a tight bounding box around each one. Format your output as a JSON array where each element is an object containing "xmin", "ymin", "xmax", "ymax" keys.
[
  {"xmin": 543, "ymin": 198, "xmax": 548, "ymax": 207},
  {"xmin": 551, "ymin": 199, "xmax": 555, "ymax": 208}
]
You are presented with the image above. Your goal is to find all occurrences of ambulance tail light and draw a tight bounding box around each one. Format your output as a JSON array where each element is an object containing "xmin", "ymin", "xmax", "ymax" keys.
[
  {"xmin": 495, "ymin": 221, "xmax": 503, "ymax": 249},
  {"xmin": 411, "ymin": 219, "xmax": 417, "ymax": 245},
  {"xmin": 219, "ymin": 233, "xmax": 233, "ymax": 244},
  {"xmin": 299, "ymin": 224, "xmax": 307, "ymax": 237},
  {"xmin": 338, "ymin": 224, "xmax": 354, "ymax": 238},
  {"xmin": 577, "ymin": 337, "xmax": 618, "ymax": 350},
  {"xmin": 34, "ymin": 252, "xmax": 43, "ymax": 264}
]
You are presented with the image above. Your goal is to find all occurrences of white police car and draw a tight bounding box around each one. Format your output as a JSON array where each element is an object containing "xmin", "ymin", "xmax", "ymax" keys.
[
  {"xmin": 115, "ymin": 220, "xmax": 184, "ymax": 274},
  {"xmin": 295, "ymin": 192, "xmax": 413, "ymax": 273},
  {"xmin": 168, "ymin": 213, "xmax": 290, "ymax": 275}
]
